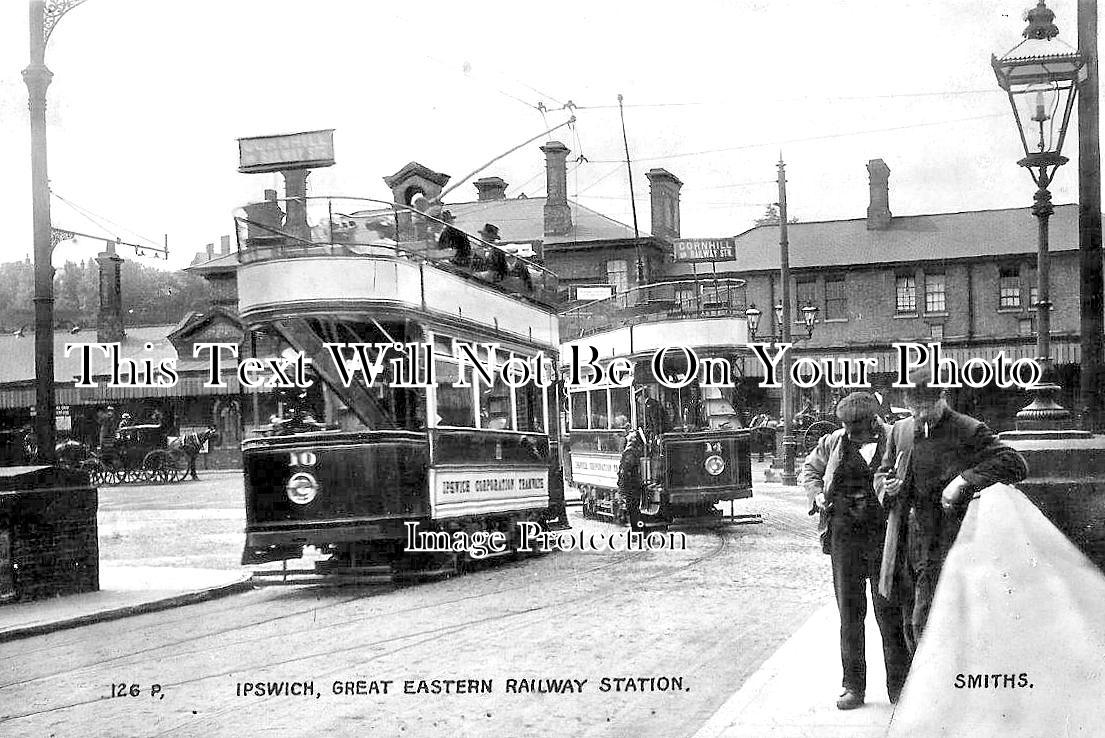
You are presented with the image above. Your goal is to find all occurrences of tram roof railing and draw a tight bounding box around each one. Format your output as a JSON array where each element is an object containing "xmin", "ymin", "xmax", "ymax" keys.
[
  {"xmin": 559, "ymin": 278, "xmax": 748, "ymax": 338},
  {"xmin": 233, "ymin": 196, "xmax": 560, "ymax": 308}
]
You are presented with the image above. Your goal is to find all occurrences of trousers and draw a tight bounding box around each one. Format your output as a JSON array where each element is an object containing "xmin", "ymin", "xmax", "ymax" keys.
[{"xmin": 830, "ymin": 508, "xmax": 912, "ymax": 696}]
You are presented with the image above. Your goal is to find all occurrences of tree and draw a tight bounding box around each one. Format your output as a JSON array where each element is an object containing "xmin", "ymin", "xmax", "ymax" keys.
[{"xmin": 753, "ymin": 203, "xmax": 799, "ymax": 226}]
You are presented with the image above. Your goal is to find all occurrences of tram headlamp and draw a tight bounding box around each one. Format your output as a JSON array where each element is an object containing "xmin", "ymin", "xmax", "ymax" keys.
[
  {"xmin": 704, "ymin": 455, "xmax": 726, "ymax": 476},
  {"xmin": 286, "ymin": 472, "xmax": 319, "ymax": 505}
]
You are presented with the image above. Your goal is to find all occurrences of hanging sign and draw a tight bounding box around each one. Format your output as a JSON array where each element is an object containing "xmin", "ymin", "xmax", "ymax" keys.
[{"xmin": 673, "ymin": 238, "xmax": 736, "ymax": 262}]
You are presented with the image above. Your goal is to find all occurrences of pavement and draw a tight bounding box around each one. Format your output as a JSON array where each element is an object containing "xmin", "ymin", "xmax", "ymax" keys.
[
  {"xmin": 693, "ymin": 596, "xmax": 895, "ymax": 738},
  {"xmin": 0, "ymin": 564, "xmax": 252, "ymax": 643},
  {"xmin": 691, "ymin": 462, "xmax": 895, "ymax": 738}
]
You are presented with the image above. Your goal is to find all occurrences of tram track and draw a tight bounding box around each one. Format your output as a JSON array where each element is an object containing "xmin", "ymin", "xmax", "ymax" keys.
[
  {"xmin": 0, "ymin": 537, "xmax": 645, "ymax": 692},
  {"xmin": 146, "ymin": 530, "xmax": 732, "ymax": 736},
  {"xmin": 0, "ymin": 529, "xmax": 730, "ymax": 728}
]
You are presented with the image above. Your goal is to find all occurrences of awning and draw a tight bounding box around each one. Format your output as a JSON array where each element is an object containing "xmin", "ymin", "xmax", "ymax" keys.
[{"xmin": 0, "ymin": 373, "xmax": 265, "ymax": 410}]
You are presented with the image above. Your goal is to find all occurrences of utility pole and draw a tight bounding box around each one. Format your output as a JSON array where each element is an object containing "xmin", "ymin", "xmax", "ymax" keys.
[
  {"xmin": 1078, "ymin": 0, "xmax": 1103, "ymax": 432},
  {"xmin": 777, "ymin": 156, "xmax": 796, "ymax": 486}
]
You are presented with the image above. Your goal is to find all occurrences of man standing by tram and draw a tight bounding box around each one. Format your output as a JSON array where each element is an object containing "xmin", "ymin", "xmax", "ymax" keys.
[{"xmin": 801, "ymin": 392, "xmax": 910, "ymax": 710}]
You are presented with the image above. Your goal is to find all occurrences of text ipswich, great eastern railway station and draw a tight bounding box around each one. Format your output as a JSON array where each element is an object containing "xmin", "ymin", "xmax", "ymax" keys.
[{"xmin": 236, "ymin": 676, "xmax": 689, "ymax": 697}]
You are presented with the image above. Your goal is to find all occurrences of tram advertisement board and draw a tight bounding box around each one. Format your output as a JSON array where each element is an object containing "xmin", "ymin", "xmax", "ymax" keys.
[
  {"xmin": 672, "ymin": 237, "xmax": 736, "ymax": 262},
  {"xmin": 428, "ymin": 467, "xmax": 549, "ymax": 519},
  {"xmin": 569, "ymin": 452, "xmax": 619, "ymax": 488}
]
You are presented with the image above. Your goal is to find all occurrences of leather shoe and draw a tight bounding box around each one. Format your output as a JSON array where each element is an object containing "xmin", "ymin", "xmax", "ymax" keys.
[{"xmin": 836, "ymin": 689, "xmax": 865, "ymax": 710}]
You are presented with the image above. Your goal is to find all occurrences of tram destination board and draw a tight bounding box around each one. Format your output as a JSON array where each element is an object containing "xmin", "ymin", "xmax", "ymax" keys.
[
  {"xmin": 238, "ymin": 129, "xmax": 336, "ymax": 173},
  {"xmin": 672, "ymin": 238, "xmax": 736, "ymax": 262}
]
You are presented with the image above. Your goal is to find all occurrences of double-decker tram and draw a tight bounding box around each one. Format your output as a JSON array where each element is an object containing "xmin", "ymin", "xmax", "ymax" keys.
[
  {"xmin": 234, "ymin": 195, "xmax": 567, "ymax": 580},
  {"xmin": 559, "ymin": 280, "xmax": 757, "ymax": 528}
]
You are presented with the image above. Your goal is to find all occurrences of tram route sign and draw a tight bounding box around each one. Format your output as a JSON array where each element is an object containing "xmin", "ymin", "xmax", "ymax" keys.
[
  {"xmin": 238, "ymin": 129, "xmax": 336, "ymax": 173},
  {"xmin": 672, "ymin": 237, "xmax": 736, "ymax": 262}
]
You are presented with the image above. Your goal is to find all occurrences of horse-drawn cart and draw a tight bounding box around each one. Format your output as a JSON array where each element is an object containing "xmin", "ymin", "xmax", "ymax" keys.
[{"xmin": 77, "ymin": 424, "xmax": 190, "ymax": 485}]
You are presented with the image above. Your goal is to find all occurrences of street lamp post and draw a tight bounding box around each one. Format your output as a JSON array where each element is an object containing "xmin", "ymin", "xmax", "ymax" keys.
[
  {"xmin": 993, "ymin": 0, "xmax": 1086, "ymax": 431},
  {"xmin": 23, "ymin": 0, "xmax": 88, "ymax": 461}
]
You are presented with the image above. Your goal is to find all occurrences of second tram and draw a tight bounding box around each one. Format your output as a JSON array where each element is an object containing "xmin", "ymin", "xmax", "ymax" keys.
[{"xmin": 560, "ymin": 280, "xmax": 755, "ymax": 527}]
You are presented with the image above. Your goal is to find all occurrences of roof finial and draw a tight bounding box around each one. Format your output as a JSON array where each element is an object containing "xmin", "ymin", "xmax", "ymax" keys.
[{"xmin": 1022, "ymin": 0, "xmax": 1059, "ymax": 41}]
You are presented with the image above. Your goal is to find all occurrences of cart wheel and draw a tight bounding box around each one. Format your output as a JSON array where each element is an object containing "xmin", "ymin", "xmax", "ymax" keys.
[
  {"xmin": 802, "ymin": 421, "xmax": 839, "ymax": 454},
  {"xmin": 141, "ymin": 450, "xmax": 170, "ymax": 484},
  {"xmin": 167, "ymin": 449, "xmax": 188, "ymax": 482}
]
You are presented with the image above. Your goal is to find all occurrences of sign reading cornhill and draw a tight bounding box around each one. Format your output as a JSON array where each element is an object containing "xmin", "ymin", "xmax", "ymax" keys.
[
  {"xmin": 238, "ymin": 129, "xmax": 336, "ymax": 173},
  {"xmin": 672, "ymin": 237, "xmax": 736, "ymax": 262}
]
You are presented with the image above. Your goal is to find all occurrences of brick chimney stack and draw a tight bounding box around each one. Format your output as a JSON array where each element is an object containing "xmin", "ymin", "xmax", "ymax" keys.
[
  {"xmin": 96, "ymin": 239, "xmax": 124, "ymax": 343},
  {"xmin": 220, "ymin": 235, "xmax": 232, "ymax": 255},
  {"xmin": 645, "ymin": 168, "xmax": 683, "ymax": 240},
  {"xmin": 540, "ymin": 141, "xmax": 572, "ymax": 237},
  {"xmin": 474, "ymin": 176, "xmax": 508, "ymax": 201},
  {"xmin": 866, "ymin": 159, "xmax": 892, "ymax": 230}
]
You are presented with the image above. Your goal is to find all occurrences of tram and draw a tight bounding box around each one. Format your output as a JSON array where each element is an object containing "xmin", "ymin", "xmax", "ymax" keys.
[
  {"xmin": 559, "ymin": 280, "xmax": 755, "ymax": 527},
  {"xmin": 234, "ymin": 195, "xmax": 567, "ymax": 577}
]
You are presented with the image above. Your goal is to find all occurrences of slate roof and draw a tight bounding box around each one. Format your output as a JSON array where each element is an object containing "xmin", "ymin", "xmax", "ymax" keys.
[
  {"xmin": 667, "ymin": 203, "xmax": 1079, "ymax": 276},
  {"xmin": 443, "ymin": 196, "xmax": 645, "ymax": 245},
  {"xmin": 0, "ymin": 325, "xmax": 178, "ymax": 385}
]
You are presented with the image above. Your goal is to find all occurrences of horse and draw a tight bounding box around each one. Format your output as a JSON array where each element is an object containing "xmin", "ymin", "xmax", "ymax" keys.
[
  {"xmin": 54, "ymin": 439, "xmax": 93, "ymax": 468},
  {"xmin": 167, "ymin": 427, "xmax": 220, "ymax": 480}
]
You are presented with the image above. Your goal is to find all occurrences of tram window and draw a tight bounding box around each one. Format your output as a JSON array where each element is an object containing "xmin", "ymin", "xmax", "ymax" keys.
[
  {"xmin": 478, "ymin": 374, "xmax": 513, "ymax": 430},
  {"xmin": 570, "ymin": 391, "xmax": 589, "ymax": 430},
  {"xmin": 434, "ymin": 360, "xmax": 476, "ymax": 427},
  {"xmin": 515, "ymin": 381, "xmax": 545, "ymax": 432},
  {"xmin": 610, "ymin": 386, "xmax": 632, "ymax": 429},
  {"xmin": 432, "ymin": 333, "xmax": 454, "ymax": 356},
  {"xmin": 588, "ymin": 388, "xmax": 609, "ymax": 429}
]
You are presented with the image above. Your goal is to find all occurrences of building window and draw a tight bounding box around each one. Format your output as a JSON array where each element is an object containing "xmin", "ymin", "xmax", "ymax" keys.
[
  {"xmin": 606, "ymin": 260, "xmax": 629, "ymax": 295},
  {"xmin": 824, "ymin": 277, "xmax": 847, "ymax": 320},
  {"xmin": 925, "ymin": 273, "xmax": 946, "ymax": 313},
  {"xmin": 896, "ymin": 275, "xmax": 917, "ymax": 313},
  {"xmin": 1018, "ymin": 317, "xmax": 1035, "ymax": 336},
  {"xmin": 929, "ymin": 323, "xmax": 944, "ymax": 341},
  {"xmin": 999, "ymin": 267, "xmax": 1021, "ymax": 308},
  {"xmin": 795, "ymin": 279, "xmax": 816, "ymax": 319},
  {"xmin": 1029, "ymin": 284, "xmax": 1039, "ymax": 309}
]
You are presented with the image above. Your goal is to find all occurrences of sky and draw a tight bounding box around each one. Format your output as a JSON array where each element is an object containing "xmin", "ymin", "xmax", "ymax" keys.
[{"xmin": 0, "ymin": 0, "xmax": 1098, "ymax": 271}]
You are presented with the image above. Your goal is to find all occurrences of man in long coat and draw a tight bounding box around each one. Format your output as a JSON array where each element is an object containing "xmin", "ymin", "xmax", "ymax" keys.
[{"xmin": 875, "ymin": 370, "xmax": 1028, "ymax": 654}]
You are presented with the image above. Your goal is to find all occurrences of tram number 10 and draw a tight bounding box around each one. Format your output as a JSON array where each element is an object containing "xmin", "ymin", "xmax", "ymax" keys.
[{"xmin": 289, "ymin": 451, "xmax": 318, "ymax": 467}]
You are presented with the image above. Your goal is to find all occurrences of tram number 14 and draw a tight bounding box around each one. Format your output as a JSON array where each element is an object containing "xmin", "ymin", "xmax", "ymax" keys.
[{"xmin": 289, "ymin": 451, "xmax": 317, "ymax": 467}]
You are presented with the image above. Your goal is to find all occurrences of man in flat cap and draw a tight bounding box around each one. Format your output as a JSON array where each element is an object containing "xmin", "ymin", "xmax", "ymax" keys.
[
  {"xmin": 875, "ymin": 368, "xmax": 1028, "ymax": 656},
  {"xmin": 802, "ymin": 392, "xmax": 910, "ymax": 710}
]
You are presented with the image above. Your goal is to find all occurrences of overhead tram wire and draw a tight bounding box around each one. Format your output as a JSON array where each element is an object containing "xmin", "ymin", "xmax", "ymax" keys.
[
  {"xmin": 585, "ymin": 112, "xmax": 1008, "ymax": 164},
  {"xmin": 567, "ymin": 87, "xmax": 998, "ymax": 110},
  {"xmin": 50, "ymin": 190, "xmax": 168, "ymax": 255}
]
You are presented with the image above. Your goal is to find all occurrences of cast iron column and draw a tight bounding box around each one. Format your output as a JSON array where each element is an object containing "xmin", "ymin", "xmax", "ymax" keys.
[
  {"xmin": 1016, "ymin": 171, "xmax": 1073, "ymax": 429},
  {"xmin": 23, "ymin": 2, "xmax": 56, "ymax": 461}
]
